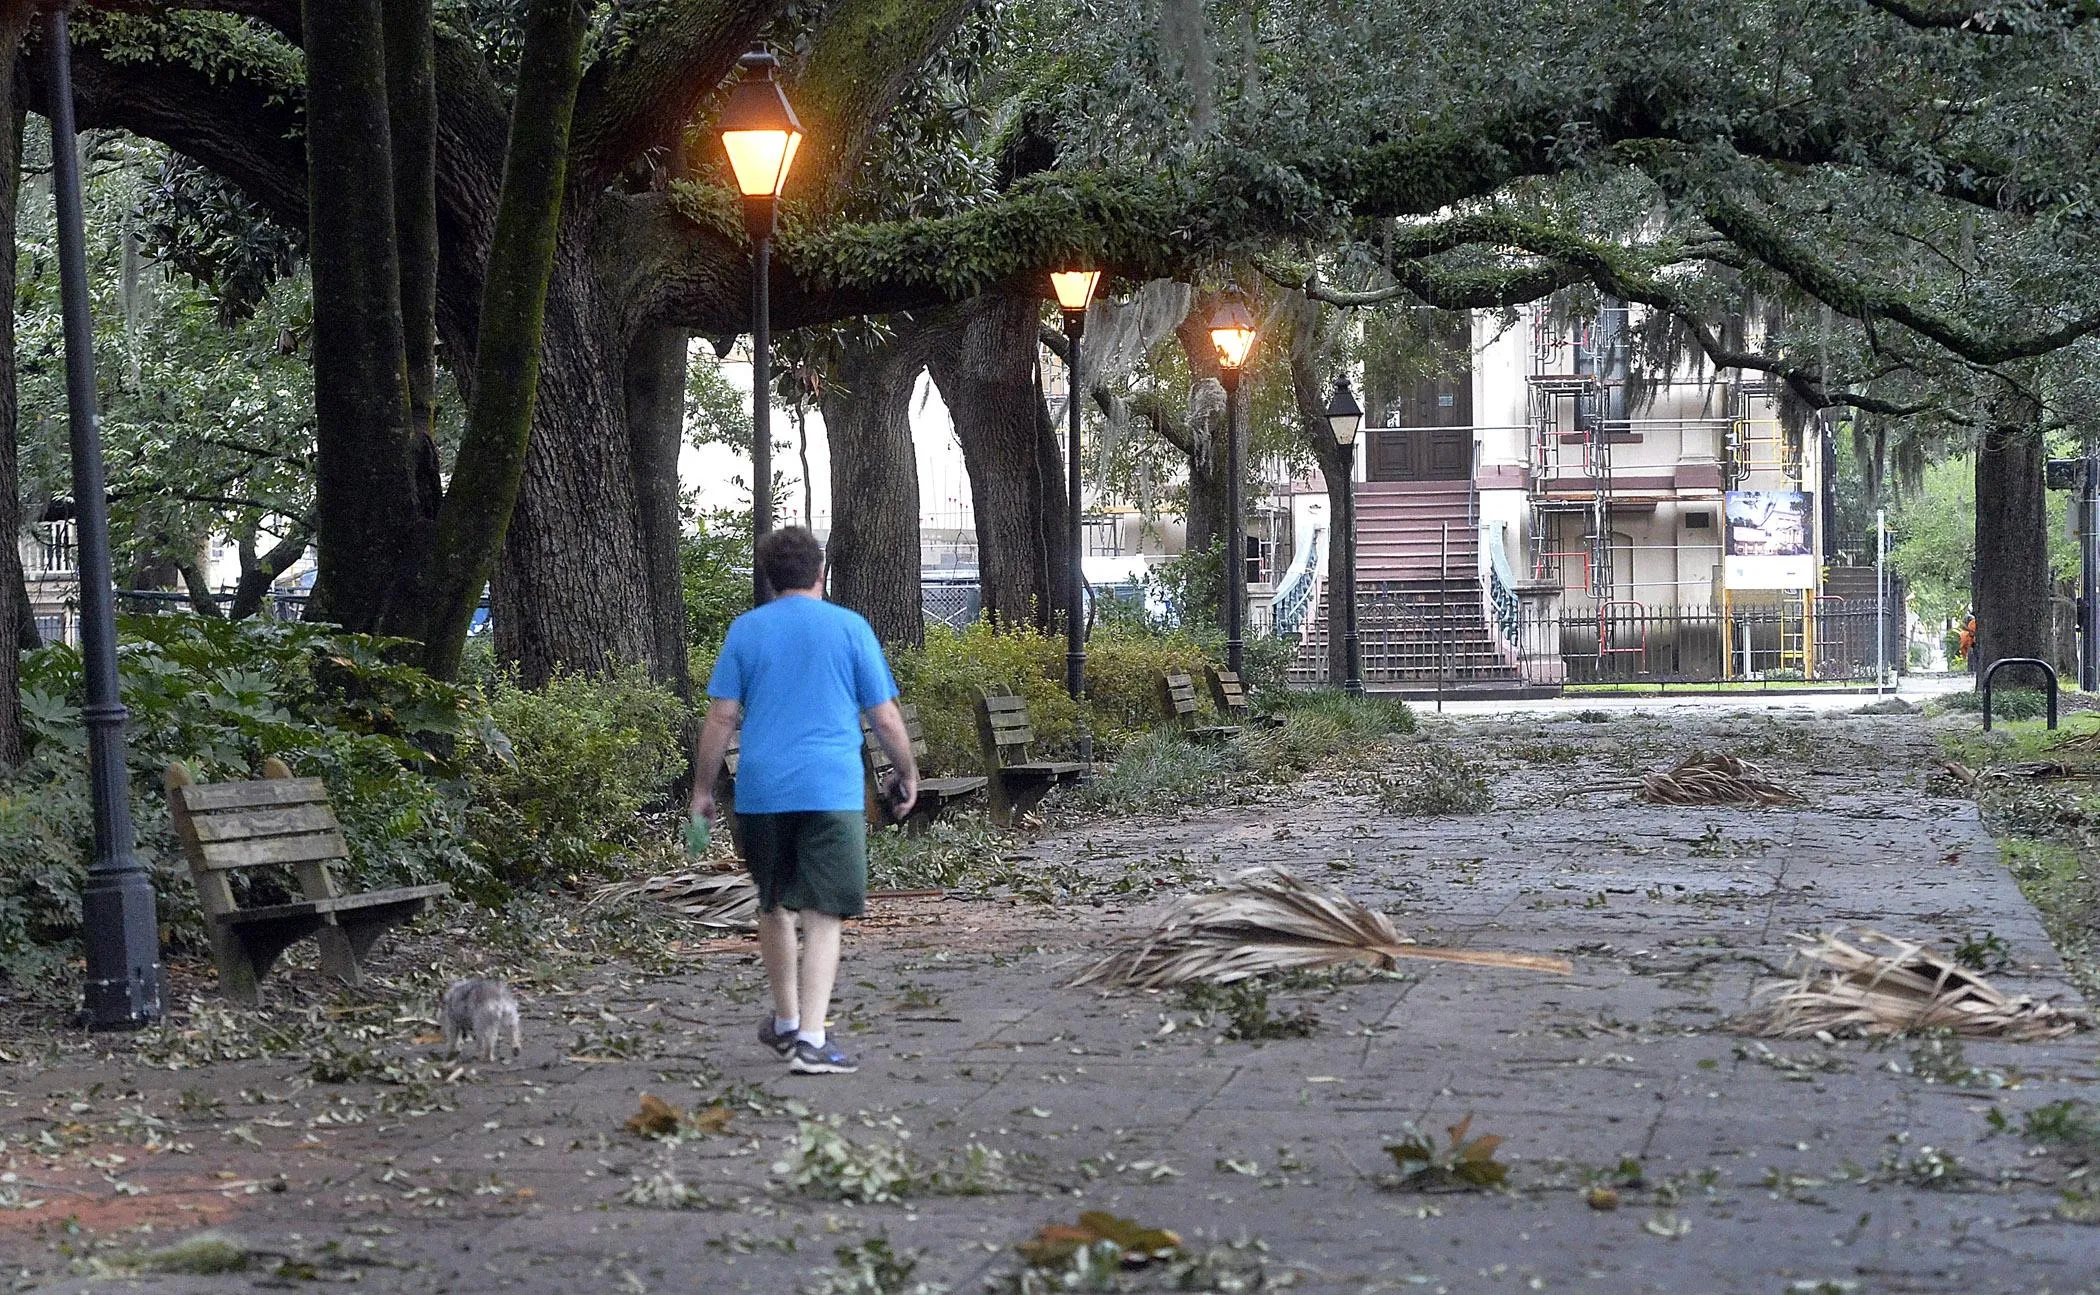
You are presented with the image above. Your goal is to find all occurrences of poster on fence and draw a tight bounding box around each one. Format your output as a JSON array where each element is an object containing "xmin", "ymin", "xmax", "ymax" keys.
[{"xmin": 1724, "ymin": 489, "xmax": 1816, "ymax": 589}]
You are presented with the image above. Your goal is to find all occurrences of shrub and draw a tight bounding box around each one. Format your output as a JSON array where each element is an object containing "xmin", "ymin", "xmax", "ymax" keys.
[
  {"xmin": 464, "ymin": 664, "xmax": 688, "ymax": 894},
  {"xmin": 1065, "ymin": 728, "xmax": 1238, "ymax": 814},
  {"xmin": 1934, "ymin": 687, "xmax": 2048, "ymax": 720},
  {"xmin": 1, "ymin": 615, "xmax": 479, "ymax": 982},
  {"xmin": 683, "ymin": 506, "xmax": 751, "ymax": 651},
  {"xmin": 889, "ymin": 621, "xmax": 1217, "ymax": 772}
]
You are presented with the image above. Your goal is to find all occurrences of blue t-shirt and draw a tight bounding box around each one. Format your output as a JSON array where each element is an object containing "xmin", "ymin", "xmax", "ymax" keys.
[{"xmin": 706, "ymin": 596, "xmax": 899, "ymax": 813}]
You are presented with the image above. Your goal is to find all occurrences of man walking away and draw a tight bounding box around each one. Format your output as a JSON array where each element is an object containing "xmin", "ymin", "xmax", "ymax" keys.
[{"xmin": 690, "ymin": 527, "xmax": 919, "ymax": 1075}]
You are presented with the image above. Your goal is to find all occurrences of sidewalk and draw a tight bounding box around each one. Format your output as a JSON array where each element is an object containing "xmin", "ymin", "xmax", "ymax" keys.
[{"xmin": 9, "ymin": 705, "xmax": 2097, "ymax": 1293}]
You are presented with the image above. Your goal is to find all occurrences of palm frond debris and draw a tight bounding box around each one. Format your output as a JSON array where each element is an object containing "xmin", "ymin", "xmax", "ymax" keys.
[
  {"xmin": 1734, "ymin": 929, "xmax": 2090, "ymax": 1041},
  {"xmin": 1070, "ymin": 869, "xmax": 1571, "ymax": 990},
  {"xmin": 587, "ymin": 867, "xmax": 758, "ymax": 929},
  {"xmin": 1593, "ymin": 752, "xmax": 1804, "ymax": 807}
]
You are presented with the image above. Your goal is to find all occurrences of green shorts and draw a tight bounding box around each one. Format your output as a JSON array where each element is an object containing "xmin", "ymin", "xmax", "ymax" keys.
[{"xmin": 736, "ymin": 811, "xmax": 868, "ymax": 918}]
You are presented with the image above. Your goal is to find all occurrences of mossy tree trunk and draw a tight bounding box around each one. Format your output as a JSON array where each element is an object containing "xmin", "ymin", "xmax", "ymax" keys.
[
  {"xmin": 926, "ymin": 292, "xmax": 1071, "ymax": 633},
  {"xmin": 1169, "ymin": 295, "xmax": 1230, "ymax": 565},
  {"xmin": 413, "ymin": 0, "xmax": 591, "ymax": 679},
  {"xmin": 625, "ymin": 323, "xmax": 693, "ymax": 691},
  {"xmin": 300, "ymin": 0, "xmax": 420, "ymax": 632},
  {"xmin": 1972, "ymin": 390, "xmax": 2052, "ymax": 676},
  {"xmin": 0, "ymin": 1, "xmax": 35, "ymax": 766},
  {"xmin": 1283, "ymin": 297, "xmax": 1354, "ymax": 686},
  {"xmin": 822, "ymin": 319, "xmax": 934, "ymax": 646},
  {"xmin": 384, "ymin": 0, "xmax": 445, "ymax": 557}
]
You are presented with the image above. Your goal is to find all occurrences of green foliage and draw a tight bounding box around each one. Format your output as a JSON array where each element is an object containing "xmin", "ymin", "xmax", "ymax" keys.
[
  {"xmin": 806, "ymin": 1237, "xmax": 940, "ymax": 1295},
  {"xmin": 1893, "ymin": 456, "xmax": 2076, "ymax": 629},
  {"xmin": 1934, "ymin": 687, "xmax": 2049, "ymax": 720},
  {"xmin": 867, "ymin": 818, "xmax": 1010, "ymax": 891},
  {"xmin": 465, "ymin": 665, "xmax": 688, "ymax": 894},
  {"xmin": 1066, "ymin": 729, "xmax": 1235, "ymax": 815},
  {"xmin": 2021, "ymin": 1099, "xmax": 2100, "ymax": 1163},
  {"xmin": 771, "ymin": 1116, "xmax": 920, "ymax": 1204},
  {"xmin": 1176, "ymin": 980, "xmax": 1319, "ymax": 1041},
  {"xmin": 14, "ymin": 128, "xmax": 323, "ymax": 583},
  {"xmin": 890, "ymin": 621, "xmax": 1217, "ymax": 771},
  {"xmin": 0, "ymin": 616, "xmax": 478, "ymax": 981},
  {"xmin": 1373, "ymin": 743, "xmax": 1493, "ymax": 815},
  {"xmin": 682, "ymin": 507, "xmax": 752, "ymax": 652},
  {"xmin": 1384, "ymin": 1114, "xmax": 1509, "ymax": 1191},
  {"xmin": 1142, "ymin": 541, "xmax": 1223, "ymax": 633}
]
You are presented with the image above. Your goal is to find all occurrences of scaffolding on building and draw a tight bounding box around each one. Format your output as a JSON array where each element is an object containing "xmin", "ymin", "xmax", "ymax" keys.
[{"xmin": 1523, "ymin": 303, "xmax": 1621, "ymax": 601}]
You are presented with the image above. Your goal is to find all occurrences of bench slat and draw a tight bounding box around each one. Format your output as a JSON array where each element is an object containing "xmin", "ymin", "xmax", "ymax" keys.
[
  {"xmin": 178, "ymin": 778, "xmax": 330, "ymax": 812},
  {"xmin": 222, "ymin": 884, "xmax": 450, "ymax": 927},
  {"xmin": 1001, "ymin": 761, "xmax": 1084, "ymax": 776},
  {"xmin": 989, "ymin": 725, "xmax": 1035, "ymax": 749},
  {"xmin": 189, "ymin": 803, "xmax": 341, "ymax": 843},
  {"xmin": 195, "ymin": 830, "xmax": 349, "ymax": 871}
]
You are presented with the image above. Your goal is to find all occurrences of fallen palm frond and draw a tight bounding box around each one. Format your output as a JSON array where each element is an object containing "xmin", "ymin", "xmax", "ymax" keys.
[
  {"xmin": 587, "ymin": 867, "xmax": 758, "ymax": 928},
  {"xmin": 1592, "ymin": 753, "xmax": 1803, "ymax": 807},
  {"xmin": 1735, "ymin": 929, "xmax": 2091, "ymax": 1042},
  {"xmin": 1070, "ymin": 869, "xmax": 1571, "ymax": 989}
]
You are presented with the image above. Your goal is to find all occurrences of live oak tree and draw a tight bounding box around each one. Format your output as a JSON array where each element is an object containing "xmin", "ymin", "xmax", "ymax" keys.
[{"xmin": 13, "ymin": 0, "xmax": 2100, "ymax": 721}]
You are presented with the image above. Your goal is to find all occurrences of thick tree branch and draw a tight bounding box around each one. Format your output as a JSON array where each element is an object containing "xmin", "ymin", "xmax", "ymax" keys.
[
  {"xmin": 568, "ymin": 0, "xmax": 778, "ymax": 192},
  {"xmin": 1701, "ymin": 193, "xmax": 2100, "ymax": 363},
  {"xmin": 27, "ymin": 20, "xmax": 308, "ymax": 226},
  {"xmin": 787, "ymin": 0, "xmax": 976, "ymax": 204},
  {"xmin": 1857, "ymin": 0, "xmax": 2099, "ymax": 31}
]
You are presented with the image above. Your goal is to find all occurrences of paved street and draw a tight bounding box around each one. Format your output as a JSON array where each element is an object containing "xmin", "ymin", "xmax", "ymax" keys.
[{"xmin": 6, "ymin": 704, "xmax": 2097, "ymax": 1293}]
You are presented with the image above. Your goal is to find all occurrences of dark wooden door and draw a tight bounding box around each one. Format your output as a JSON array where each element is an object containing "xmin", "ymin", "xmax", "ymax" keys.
[{"xmin": 1369, "ymin": 427, "xmax": 1471, "ymax": 482}]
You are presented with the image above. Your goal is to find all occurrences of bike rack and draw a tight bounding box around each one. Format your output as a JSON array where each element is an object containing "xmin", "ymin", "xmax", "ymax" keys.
[{"xmin": 1980, "ymin": 657, "xmax": 2059, "ymax": 731}]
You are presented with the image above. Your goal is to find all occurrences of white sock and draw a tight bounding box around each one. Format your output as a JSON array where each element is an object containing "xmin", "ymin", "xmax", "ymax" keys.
[
  {"xmin": 795, "ymin": 1027, "xmax": 826, "ymax": 1049},
  {"xmin": 773, "ymin": 1016, "xmax": 798, "ymax": 1036}
]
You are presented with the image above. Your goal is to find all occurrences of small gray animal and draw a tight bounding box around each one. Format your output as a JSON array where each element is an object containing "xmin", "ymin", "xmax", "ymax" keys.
[{"xmin": 440, "ymin": 978, "xmax": 522, "ymax": 1062}]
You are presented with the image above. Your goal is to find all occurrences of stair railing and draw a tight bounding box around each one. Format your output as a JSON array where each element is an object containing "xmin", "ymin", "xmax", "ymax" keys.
[{"xmin": 1269, "ymin": 526, "xmax": 1324, "ymax": 639}]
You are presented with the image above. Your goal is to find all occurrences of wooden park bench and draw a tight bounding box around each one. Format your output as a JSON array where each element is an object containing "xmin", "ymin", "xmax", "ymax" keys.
[
  {"xmin": 1206, "ymin": 665, "xmax": 1286, "ymax": 728},
  {"xmin": 863, "ymin": 702, "xmax": 987, "ymax": 834},
  {"xmin": 973, "ymin": 688, "xmax": 1086, "ymax": 827},
  {"xmin": 1158, "ymin": 671, "xmax": 1241, "ymax": 744},
  {"xmin": 163, "ymin": 759, "xmax": 449, "ymax": 1006}
]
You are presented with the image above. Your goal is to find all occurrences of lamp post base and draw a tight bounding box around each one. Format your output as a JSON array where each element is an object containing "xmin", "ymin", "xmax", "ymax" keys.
[
  {"xmin": 80, "ymin": 869, "xmax": 161, "ymax": 1030},
  {"xmin": 1342, "ymin": 630, "xmax": 1362, "ymax": 695}
]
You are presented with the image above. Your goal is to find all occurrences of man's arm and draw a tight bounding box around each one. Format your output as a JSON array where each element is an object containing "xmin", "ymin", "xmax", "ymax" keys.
[
  {"xmin": 689, "ymin": 699, "xmax": 742, "ymax": 820},
  {"xmin": 864, "ymin": 698, "xmax": 919, "ymax": 818}
]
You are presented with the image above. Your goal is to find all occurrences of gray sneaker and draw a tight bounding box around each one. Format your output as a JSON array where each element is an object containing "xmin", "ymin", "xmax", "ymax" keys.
[
  {"xmin": 787, "ymin": 1038, "xmax": 859, "ymax": 1074},
  {"xmin": 758, "ymin": 1017, "xmax": 796, "ymax": 1058}
]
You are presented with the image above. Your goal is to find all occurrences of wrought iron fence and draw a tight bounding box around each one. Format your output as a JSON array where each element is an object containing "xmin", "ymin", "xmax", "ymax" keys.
[
  {"xmin": 1506, "ymin": 601, "xmax": 1898, "ymax": 686},
  {"xmin": 1297, "ymin": 585, "xmax": 1903, "ymax": 690}
]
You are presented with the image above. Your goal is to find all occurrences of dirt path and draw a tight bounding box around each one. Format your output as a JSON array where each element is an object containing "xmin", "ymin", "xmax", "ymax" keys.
[{"xmin": 4, "ymin": 706, "xmax": 2097, "ymax": 1293}]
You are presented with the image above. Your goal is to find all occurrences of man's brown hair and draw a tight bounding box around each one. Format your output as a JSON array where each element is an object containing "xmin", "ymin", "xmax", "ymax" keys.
[{"xmin": 757, "ymin": 525, "xmax": 825, "ymax": 593}]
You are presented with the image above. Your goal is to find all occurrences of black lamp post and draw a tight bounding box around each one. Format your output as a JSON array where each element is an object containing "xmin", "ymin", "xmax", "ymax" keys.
[
  {"xmin": 46, "ymin": 7, "xmax": 162, "ymax": 1030},
  {"xmin": 1208, "ymin": 290, "xmax": 1257, "ymax": 675},
  {"xmin": 1049, "ymin": 270, "xmax": 1099, "ymax": 706},
  {"xmin": 1326, "ymin": 377, "xmax": 1364, "ymax": 696},
  {"xmin": 717, "ymin": 49, "xmax": 802, "ymax": 606}
]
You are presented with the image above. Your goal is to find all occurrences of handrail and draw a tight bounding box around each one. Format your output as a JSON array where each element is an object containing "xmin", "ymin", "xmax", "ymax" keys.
[{"xmin": 1269, "ymin": 526, "xmax": 1324, "ymax": 639}]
